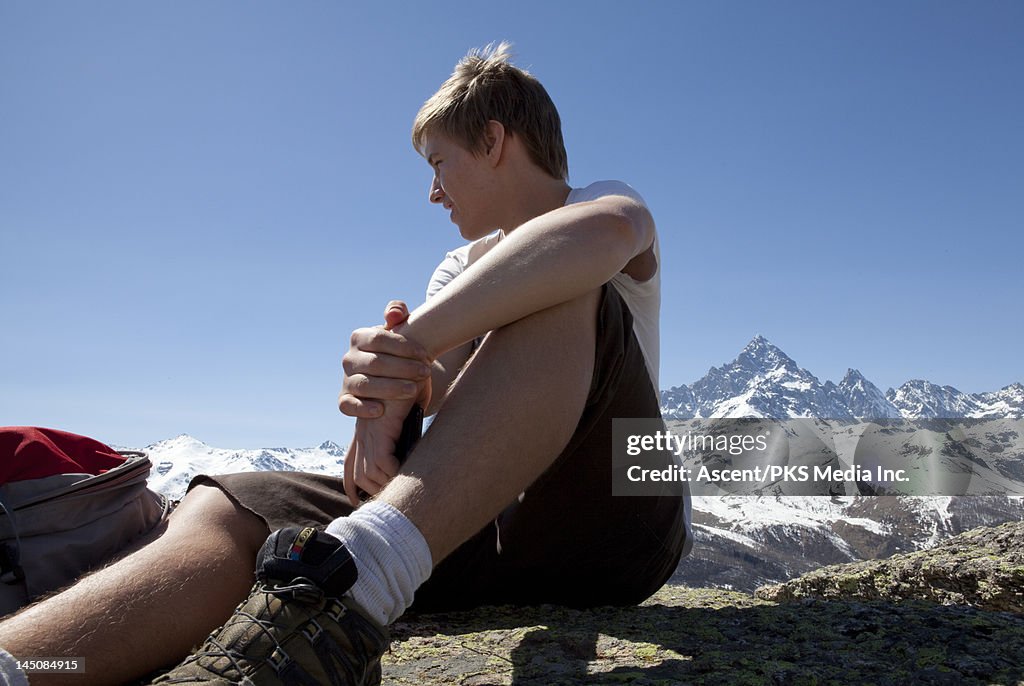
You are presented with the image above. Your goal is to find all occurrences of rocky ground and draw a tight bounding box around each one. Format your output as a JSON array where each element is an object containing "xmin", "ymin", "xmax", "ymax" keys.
[
  {"xmin": 383, "ymin": 521, "xmax": 1024, "ymax": 685},
  {"xmin": 757, "ymin": 518, "xmax": 1024, "ymax": 613}
]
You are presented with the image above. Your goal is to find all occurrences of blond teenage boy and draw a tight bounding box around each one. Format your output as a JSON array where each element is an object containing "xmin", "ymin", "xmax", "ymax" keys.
[{"xmin": 0, "ymin": 43, "xmax": 689, "ymax": 686}]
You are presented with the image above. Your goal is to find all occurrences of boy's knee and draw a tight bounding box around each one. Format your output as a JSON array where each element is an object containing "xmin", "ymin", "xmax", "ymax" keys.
[{"xmin": 171, "ymin": 484, "xmax": 270, "ymax": 552}]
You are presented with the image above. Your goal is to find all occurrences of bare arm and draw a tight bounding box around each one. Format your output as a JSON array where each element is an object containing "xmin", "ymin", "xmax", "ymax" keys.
[{"xmin": 396, "ymin": 194, "xmax": 656, "ymax": 356}]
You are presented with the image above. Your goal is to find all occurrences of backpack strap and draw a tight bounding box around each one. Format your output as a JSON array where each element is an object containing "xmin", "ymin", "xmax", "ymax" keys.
[{"xmin": 0, "ymin": 494, "xmax": 24, "ymax": 585}]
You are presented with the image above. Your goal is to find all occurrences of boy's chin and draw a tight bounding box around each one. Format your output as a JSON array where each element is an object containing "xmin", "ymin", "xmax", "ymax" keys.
[{"xmin": 458, "ymin": 224, "xmax": 492, "ymax": 241}]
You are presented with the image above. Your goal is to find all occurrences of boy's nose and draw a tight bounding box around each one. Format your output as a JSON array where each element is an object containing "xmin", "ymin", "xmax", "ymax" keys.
[{"xmin": 429, "ymin": 177, "xmax": 445, "ymax": 204}]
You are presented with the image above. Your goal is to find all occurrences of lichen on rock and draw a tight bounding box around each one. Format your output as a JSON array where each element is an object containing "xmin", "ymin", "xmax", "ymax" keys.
[{"xmin": 755, "ymin": 519, "xmax": 1024, "ymax": 614}]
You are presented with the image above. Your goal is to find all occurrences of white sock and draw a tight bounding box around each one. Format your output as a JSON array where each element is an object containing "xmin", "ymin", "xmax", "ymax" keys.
[
  {"xmin": 324, "ymin": 500, "xmax": 432, "ymax": 626},
  {"xmin": 0, "ymin": 648, "xmax": 29, "ymax": 686}
]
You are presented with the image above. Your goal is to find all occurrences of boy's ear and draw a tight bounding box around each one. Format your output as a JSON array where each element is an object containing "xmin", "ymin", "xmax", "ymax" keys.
[{"xmin": 483, "ymin": 120, "xmax": 506, "ymax": 167}]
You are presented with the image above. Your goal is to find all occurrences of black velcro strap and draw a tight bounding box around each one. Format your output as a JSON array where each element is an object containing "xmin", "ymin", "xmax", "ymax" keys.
[{"xmin": 257, "ymin": 527, "xmax": 358, "ymax": 598}]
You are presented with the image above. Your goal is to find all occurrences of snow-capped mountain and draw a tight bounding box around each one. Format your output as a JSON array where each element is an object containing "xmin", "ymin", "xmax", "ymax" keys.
[
  {"xmin": 137, "ymin": 434, "xmax": 346, "ymax": 500},
  {"xmin": 661, "ymin": 335, "xmax": 856, "ymax": 420},
  {"xmin": 659, "ymin": 336, "xmax": 1024, "ymax": 590},
  {"xmin": 661, "ymin": 335, "xmax": 1023, "ymax": 421},
  {"xmin": 980, "ymin": 382, "xmax": 1024, "ymax": 417},
  {"xmin": 886, "ymin": 379, "xmax": 1024, "ymax": 419},
  {"xmin": 836, "ymin": 369, "xmax": 902, "ymax": 420}
]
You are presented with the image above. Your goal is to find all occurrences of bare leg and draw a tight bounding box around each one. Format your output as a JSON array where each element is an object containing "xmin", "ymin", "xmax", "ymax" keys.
[
  {"xmin": 380, "ymin": 288, "xmax": 600, "ymax": 563},
  {"xmin": 0, "ymin": 485, "xmax": 269, "ymax": 685},
  {"xmin": 0, "ymin": 288, "xmax": 599, "ymax": 683}
]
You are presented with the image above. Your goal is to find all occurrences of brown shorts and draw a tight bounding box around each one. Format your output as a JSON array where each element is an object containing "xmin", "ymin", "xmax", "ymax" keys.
[{"xmin": 188, "ymin": 284, "xmax": 688, "ymax": 611}]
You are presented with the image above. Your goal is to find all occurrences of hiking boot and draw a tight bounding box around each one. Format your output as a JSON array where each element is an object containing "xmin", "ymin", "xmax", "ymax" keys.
[{"xmin": 152, "ymin": 527, "xmax": 387, "ymax": 685}]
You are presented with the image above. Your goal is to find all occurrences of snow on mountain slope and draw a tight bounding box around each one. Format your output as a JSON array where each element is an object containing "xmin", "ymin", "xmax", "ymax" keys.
[
  {"xmin": 139, "ymin": 434, "xmax": 346, "ymax": 499},
  {"xmin": 979, "ymin": 382, "xmax": 1024, "ymax": 418}
]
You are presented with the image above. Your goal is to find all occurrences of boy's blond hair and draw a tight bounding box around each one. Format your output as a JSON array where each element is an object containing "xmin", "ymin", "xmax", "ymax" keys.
[{"xmin": 412, "ymin": 41, "xmax": 569, "ymax": 181}]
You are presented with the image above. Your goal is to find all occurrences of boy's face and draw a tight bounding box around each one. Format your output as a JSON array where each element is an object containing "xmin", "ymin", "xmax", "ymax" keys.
[{"xmin": 422, "ymin": 131, "xmax": 499, "ymax": 241}]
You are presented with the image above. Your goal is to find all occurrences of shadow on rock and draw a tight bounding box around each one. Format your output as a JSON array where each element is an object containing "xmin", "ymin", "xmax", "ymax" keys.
[{"xmin": 387, "ymin": 586, "xmax": 1024, "ymax": 685}]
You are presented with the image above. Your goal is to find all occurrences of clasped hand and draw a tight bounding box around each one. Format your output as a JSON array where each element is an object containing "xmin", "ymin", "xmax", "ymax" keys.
[{"xmin": 339, "ymin": 301, "xmax": 432, "ymax": 504}]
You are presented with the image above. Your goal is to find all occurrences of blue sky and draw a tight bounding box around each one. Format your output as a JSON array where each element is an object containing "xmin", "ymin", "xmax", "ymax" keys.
[{"xmin": 2, "ymin": 2, "xmax": 1022, "ymax": 448}]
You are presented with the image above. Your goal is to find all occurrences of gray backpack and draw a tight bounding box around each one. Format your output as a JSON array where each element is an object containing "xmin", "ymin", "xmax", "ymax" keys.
[{"xmin": 0, "ymin": 451, "xmax": 169, "ymax": 616}]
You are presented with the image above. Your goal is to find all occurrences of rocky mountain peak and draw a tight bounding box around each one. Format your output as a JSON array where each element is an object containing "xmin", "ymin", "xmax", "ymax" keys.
[
  {"xmin": 663, "ymin": 340, "xmax": 1019, "ymax": 421},
  {"xmin": 318, "ymin": 440, "xmax": 347, "ymax": 457},
  {"xmin": 840, "ymin": 368, "xmax": 866, "ymax": 385},
  {"xmin": 737, "ymin": 335, "xmax": 798, "ymax": 374},
  {"xmin": 837, "ymin": 368, "xmax": 901, "ymax": 419},
  {"xmin": 666, "ymin": 336, "xmax": 851, "ymax": 419},
  {"xmin": 885, "ymin": 380, "xmax": 985, "ymax": 418}
]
